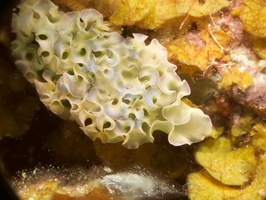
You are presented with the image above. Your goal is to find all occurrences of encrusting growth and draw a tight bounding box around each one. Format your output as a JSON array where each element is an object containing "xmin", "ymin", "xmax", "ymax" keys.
[{"xmin": 11, "ymin": 0, "xmax": 212, "ymax": 149}]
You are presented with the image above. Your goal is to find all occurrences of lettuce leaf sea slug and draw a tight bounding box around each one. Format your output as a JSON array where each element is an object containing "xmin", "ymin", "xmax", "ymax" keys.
[{"xmin": 11, "ymin": 0, "xmax": 212, "ymax": 149}]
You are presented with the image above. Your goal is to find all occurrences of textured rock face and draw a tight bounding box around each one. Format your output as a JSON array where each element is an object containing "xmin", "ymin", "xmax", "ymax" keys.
[{"xmin": 11, "ymin": 0, "xmax": 212, "ymax": 148}]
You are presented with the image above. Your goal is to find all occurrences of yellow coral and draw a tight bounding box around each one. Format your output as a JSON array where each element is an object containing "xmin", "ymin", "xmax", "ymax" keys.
[
  {"xmin": 252, "ymin": 123, "xmax": 266, "ymax": 151},
  {"xmin": 110, "ymin": 0, "xmax": 156, "ymax": 26},
  {"xmin": 166, "ymin": 19, "xmax": 231, "ymax": 72},
  {"xmin": 52, "ymin": 0, "xmax": 230, "ymax": 29},
  {"xmin": 209, "ymin": 126, "xmax": 224, "ymax": 139},
  {"xmin": 195, "ymin": 137, "xmax": 257, "ymax": 186},
  {"xmin": 119, "ymin": 0, "xmax": 230, "ymax": 29},
  {"xmin": 135, "ymin": 0, "xmax": 185, "ymax": 29},
  {"xmin": 188, "ymin": 0, "xmax": 230, "ymax": 17},
  {"xmin": 239, "ymin": 0, "xmax": 266, "ymax": 38},
  {"xmin": 252, "ymin": 37, "xmax": 266, "ymax": 60},
  {"xmin": 220, "ymin": 67, "xmax": 254, "ymax": 91},
  {"xmin": 188, "ymin": 154, "xmax": 266, "ymax": 200},
  {"xmin": 188, "ymin": 170, "xmax": 239, "ymax": 200},
  {"xmin": 231, "ymin": 115, "xmax": 255, "ymax": 137}
]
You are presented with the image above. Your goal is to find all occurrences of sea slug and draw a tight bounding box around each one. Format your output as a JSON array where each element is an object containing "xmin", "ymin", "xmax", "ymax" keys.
[{"xmin": 11, "ymin": 0, "xmax": 212, "ymax": 149}]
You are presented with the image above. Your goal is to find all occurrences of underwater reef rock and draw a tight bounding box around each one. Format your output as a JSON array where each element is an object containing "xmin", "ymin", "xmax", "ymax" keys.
[{"xmin": 1, "ymin": 0, "xmax": 266, "ymax": 199}]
